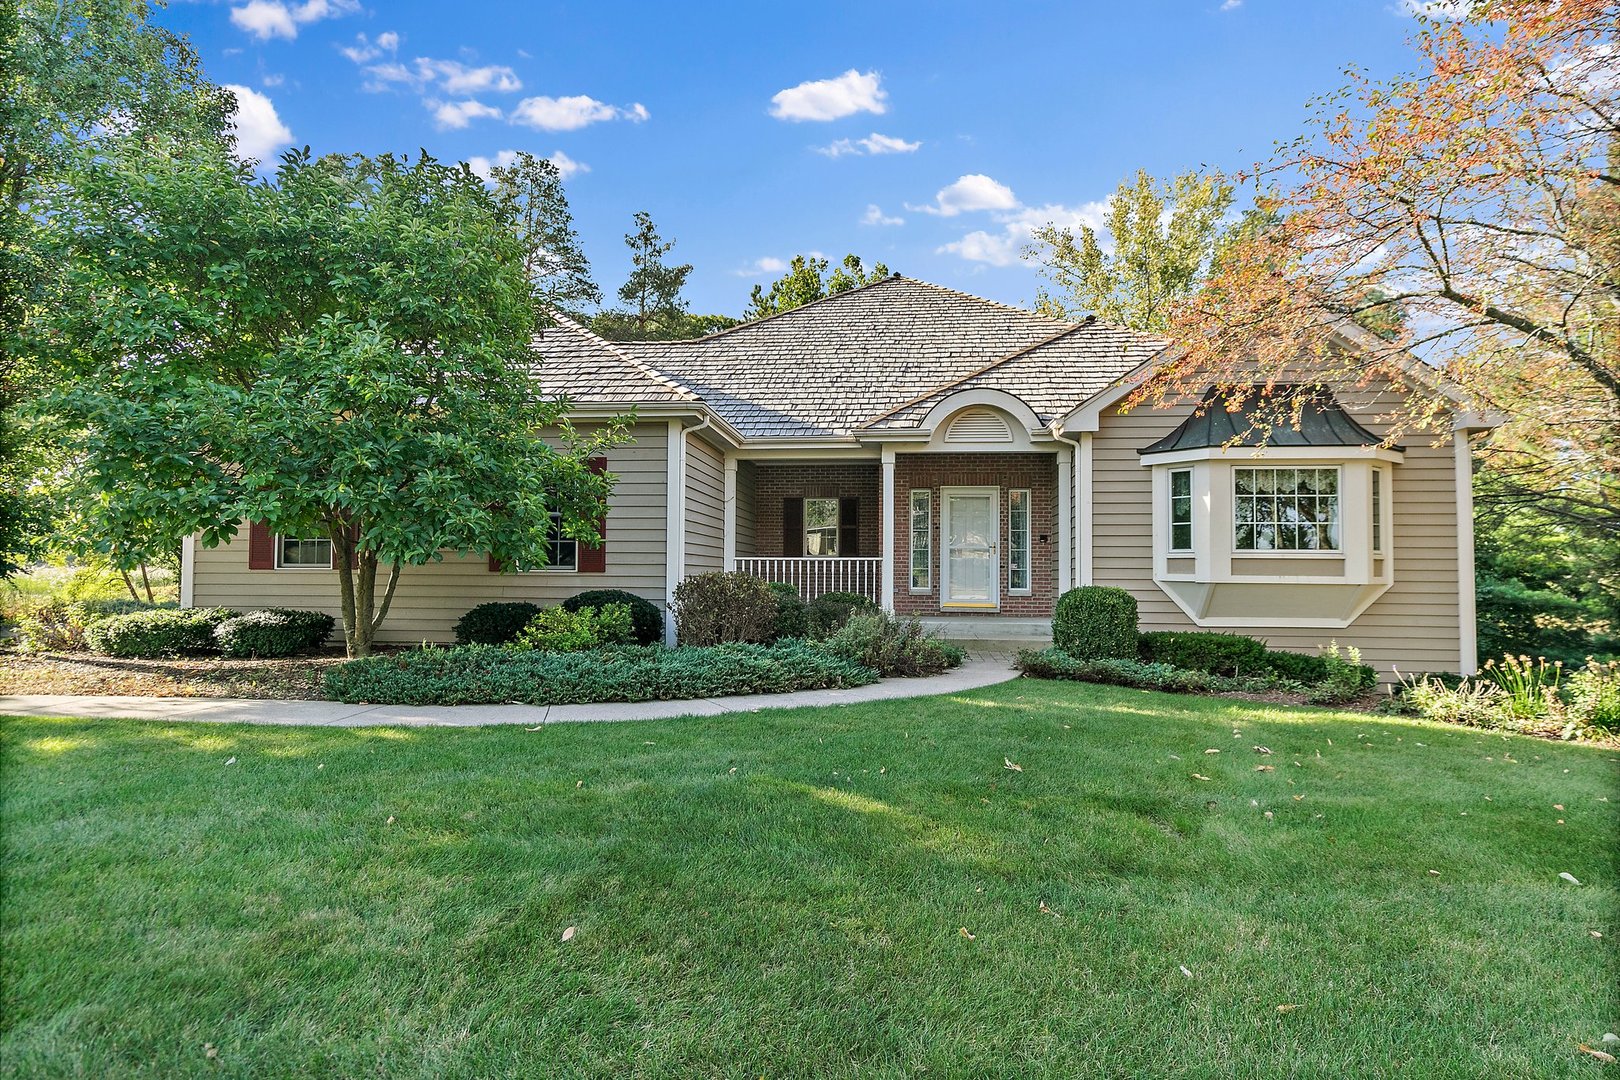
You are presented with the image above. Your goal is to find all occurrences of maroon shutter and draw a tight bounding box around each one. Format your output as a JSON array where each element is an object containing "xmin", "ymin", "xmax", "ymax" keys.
[
  {"xmin": 578, "ymin": 456, "xmax": 608, "ymax": 573},
  {"xmin": 487, "ymin": 554, "xmax": 505, "ymax": 573},
  {"xmin": 248, "ymin": 521, "xmax": 275, "ymax": 569},
  {"xmin": 782, "ymin": 498, "xmax": 804, "ymax": 556},
  {"xmin": 838, "ymin": 497, "xmax": 860, "ymax": 558}
]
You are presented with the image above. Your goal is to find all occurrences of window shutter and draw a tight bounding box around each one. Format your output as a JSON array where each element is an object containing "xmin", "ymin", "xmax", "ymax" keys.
[
  {"xmin": 782, "ymin": 498, "xmax": 804, "ymax": 556},
  {"xmin": 578, "ymin": 456, "xmax": 608, "ymax": 573},
  {"xmin": 248, "ymin": 521, "xmax": 275, "ymax": 569},
  {"xmin": 487, "ymin": 554, "xmax": 505, "ymax": 573},
  {"xmin": 839, "ymin": 497, "xmax": 860, "ymax": 558}
]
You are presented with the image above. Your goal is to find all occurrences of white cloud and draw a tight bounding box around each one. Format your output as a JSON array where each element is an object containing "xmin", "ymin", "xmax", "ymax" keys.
[
  {"xmin": 229, "ymin": 0, "xmax": 357, "ymax": 41},
  {"xmin": 510, "ymin": 94, "xmax": 648, "ymax": 131},
  {"xmin": 466, "ymin": 149, "xmax": 589, "ymax": 183},
  {"xmin": 939, "ymin": 230, "xmax": 1018, "ymax": 267},
  {"xmin": 340, "ymin": 31, "xmax": 398, "ymax": 64},
  {"xmin": 908, "ymin": 173, "xmax": 1019, "ymax": 217},
  {"xmin": 861, "ymin": 204, "xmax": 904, "ymax": 226},
  {"xmin": 1220, "ymin": 0, "xmax": 1241, "ymax": 9},
  {"xmin": 377, "ymin": 31, "xmax": 399, "ymax": 51},
  {"xmin": 769, "ymin": 69, "xmax": 887, "ymax": 122},
  {"xmin": 817, "ymin": 132, "xmax": 921, "ymax": 158},
  {"xmin": 1396, "ymin": 0, "xmax": 1473, "ymax": 17},
  {"xmin": 357, "ymin": 55, "xmax": 520, "ymax": 95},
  {"xmin": 732, "ymin": 256, "xmax": 789, "ymax": 277},
  {"xmin": 429, "ymin": 98, "xmax": 502, "ymax": 130},
  {"xmin": 428, "ymin": 60, "xmax": 521, "ymax": 95},
  {"xmin": 261, "ymin": 73, "xmax": 284, "ymax": 87},
  {"xmin": 224, "ymin": 84, "xmax": 293, "ymax": 164}
]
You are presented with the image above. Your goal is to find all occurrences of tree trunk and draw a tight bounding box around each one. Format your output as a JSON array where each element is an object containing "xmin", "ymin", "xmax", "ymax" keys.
[
  {"xmin": 137, "ymin": 563, "xmax": 154, "ymax": 604},
  {"xmin": 329, "ymin": 519, "xmax": 402, "ymax": 658},
  {"xmin": 118, "ymin": 568, "xmax": 140, "ymax": 603},
  {"xmin": 332, "ymin": 522, "xmax": 361, "ymax": 658}
]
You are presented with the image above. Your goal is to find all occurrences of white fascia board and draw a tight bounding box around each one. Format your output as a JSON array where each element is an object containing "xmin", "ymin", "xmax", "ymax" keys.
[{"xmin": 1138, "ymin": 444, "xmax": 1405, "ymax": 468}]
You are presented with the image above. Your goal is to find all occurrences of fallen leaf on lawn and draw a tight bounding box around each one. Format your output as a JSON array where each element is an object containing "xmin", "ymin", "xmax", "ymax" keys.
[
  {"xmin": 1250, "ymin": 799, "xmax": 1259, "ymax": 807},
  {"xmin": 879, "ymin": 767, "xmax": 887, "ymax": 774},
  {"xmin": 205, "ymin": 1043, "xmax": 218, "ymax": 1059},
  {"xmin": 1039, "ymin": 900, "xmax": 1060, "ymax": 918},
  {"xmin": 1428, "ymin": 870, "xmax": 1441, "ymax": 876},
  {"xmin": 386, "ymin": 816, "xmax": 395, "ymax": 825},
  {"xmin": 1264, "ymin": 811, "xmax": 1274, "ymax": 821},
  {"xmin": 1253, "ymin": 746, "xmax": 1273, "ymax": 755},
  {"xmin": 1293, "ymin": 795, "xmax": 1305, "ymax": 801},
  {"xmin": 576, "ymin": 780, "xmax": 583, "ymax": 788},
  {"xmin": 1276, "ymin": 1004, "xmax": 1299, "ymax": 1014},
  {"xmin": 1204, "ymin": 748, "xmax": 1221, "ymax": 755},
  {"xmin": 1191, "ymin": 773, "xmax": 1213, "ymax": 782},
  {"xmin": 1004, "ymin": 758, "xmax": 1023, "ymax": 772},
  {"xmin": 1558, "ymin": 819, "xmax": 1566, "ymax": 825},
  {"xmin": 959, "ymin": 927, "xmax": 976, "ymax": 940},
  {"xmin": 728, "ymin": 767, "xmax": 738, "ymax": 774},
  {"xmin": 1578, "ymin": 1045, "xmax": 1617, "ymax": 1064},
  {"xmin": 1179, "ymin": 965, "xmax": 1194, "ymax": 978},
  {"xmin": 561, "ymin": 926, "xmax": 577, "ymax": 943},
  {"xmin": 1592, "ymin": 931, "xmax": 1605, "ymax": 939},
  {"xmin": 525, "ymin": 725, "xmax": 543, "ymax": 732},
  {"xmin": 224, "ymin": 757, "xmax": 236, "ymax": 766},
  {"xmin": 1560, "ymin": 872, "xmax": 1582, "ymax": 885},
  {"xmin": 1256, "ymin": 764, "xmax": 1275, "ymax": 772},
  {"xmin": 1554, "ymin": 804, "xmax": 1565, "ymax": 811},
  {"xmin": 1168, "ymin": 753, "xmax": 1182, "ymax": 761}
]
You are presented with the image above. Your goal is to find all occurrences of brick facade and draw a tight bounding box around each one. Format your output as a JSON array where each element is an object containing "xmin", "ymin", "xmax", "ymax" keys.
[
  {"xmin": 892, "ymin": 452, "xmax": 1059, "ymax": 618},
  {"xmin": 751, "ymin": 463, "xmax": 882, "ymax": 557}
]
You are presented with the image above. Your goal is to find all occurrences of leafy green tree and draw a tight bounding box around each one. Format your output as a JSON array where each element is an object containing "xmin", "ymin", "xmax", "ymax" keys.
[
  {"xmin": 1, "ymin": 0, "xmax": 233, "ymax": 577},
  {"xmin": 486, "ymin": 152, "xmax": 601, "ymax": 316},
  {"xmin": 34, "ymin": 145, "xmax": 622, "ymax": 655},
  {"xmin": 1026, "ymin": 169, "xmax": 1234, "ymax": 330},
  {"xmin": 744, "ymin": 254, "xmax": 890, "ymax": 321},
  {"xmin": 591, "ymin": 212, "xmax": 696, "ymax": 340}
]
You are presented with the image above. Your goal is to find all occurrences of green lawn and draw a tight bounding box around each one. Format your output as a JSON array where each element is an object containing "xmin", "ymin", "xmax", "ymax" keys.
[{"xmin": 3, "ymin": 682, "xmax": 1616, "ymax": 1078}]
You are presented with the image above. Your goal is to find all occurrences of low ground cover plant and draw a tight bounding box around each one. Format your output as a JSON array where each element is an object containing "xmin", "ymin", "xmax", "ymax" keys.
[
  {"xmin": 83, "ymin": 607, "xmax": 238, "ymax": 658},
  {"xmin": 512, "ymin": 604, "xmax": 633, "ymax": 652},
  {"xmin": 213, "ymin": 609, "xmax": 336, "ymax": 659},
  {"xmin": 560, "ymin": 589, "xmax": 663, "ymax": 646},
  {"xmin": 819, "ymin": 611, "xmax": 965, "ymax": 677},
  {"xmin": 324, "ymin": 640, "xmax": 877, "ymax": 706}
]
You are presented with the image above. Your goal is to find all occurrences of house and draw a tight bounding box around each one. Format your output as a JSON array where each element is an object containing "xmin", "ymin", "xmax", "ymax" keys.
[{"xmin": 182, "ymin": 276, "xmax": 1496, "ymax": 676}]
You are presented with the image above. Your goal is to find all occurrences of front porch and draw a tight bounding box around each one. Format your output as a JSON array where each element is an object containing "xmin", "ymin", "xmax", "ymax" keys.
[{"xmin": 718, "ymin": 449, "xmax": 1071, "ymax": 619}]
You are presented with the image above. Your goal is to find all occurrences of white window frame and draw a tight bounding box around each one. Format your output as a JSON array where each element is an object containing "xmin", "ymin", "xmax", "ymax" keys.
[
  {"xmin": 1008, "ymin": 488, "xmax": 1032, "ymax": 595},
  {"xmin": 804, "ymin": 496, "xmax": 840, "ymax": 559},
  {"xmin": 523, "ymin": 510, "xmax": 579, "ymax": 573},
  {"xmin": 908, "ymin": 489, "xmax": 932, "ymax": 593},
  {"xmin": 1168, "ymin": 468, "xmax": 1194, "ymax": 553},
  {"xmin": 1372, "ymin": 467, "xmax": 1384, "ymax": 554},
  {"xmin": 1232, "ymin": 466, "xmax": 1343, "ymax": 554},
  {"xmin": 274, "ymin": 535, "xmax": 333, "ymax": 570}
]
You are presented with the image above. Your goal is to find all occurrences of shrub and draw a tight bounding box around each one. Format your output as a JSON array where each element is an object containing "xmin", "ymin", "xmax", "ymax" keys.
[
  {"xmin": 84, "ymin": 607, "xmax": 236, "ymax": 658},
  {"xmin": 453, "ymin": 602, "xmax": 543, "ymax": 646},
  {"xmin": 1481, "ymin": 654, "xmax": 1564, "ymax": 720},
  {"xmin": 561, "ymin": 589, "xmax": 664, "ymax": 646},
  {"xmin": 1307, "ymin": 641, "xmax": 1370, "ymax": 705},
  {"xmin": 1567, "ymin": 660, "xmax": 1620, "ymax": 734},
  {"xmin": 1017, "ymin": 647, "xmax": 1295, "ymax": 695},
  {"xmin": 512, "ymin": 604, "xmax": 633, "ymax": 652},
  {"xmin": 324, "ymin": 640, "xmax": 878, "ymax": 706},
  {"xmin": 672, "ymin": 572, "xmax": 778, "ymax": 646},
  {"xmin": 1052, "ymin": 586, "xmax": 1138, "ymax": 660},
  {"xmin": 767, "ymin": 582, "xmax": 809, "ymax": 641},
  {"xmin": 806, "ymin": 590, "xmax": 877, "ymax": 638},
  {"xmin": 819, "ymin": 611, "xmax": 965, "ymax": 677},
  {"xmin": 1393, "ymin": 674, "xmax": 1511, "ymax": 729},
  {"xmin": 15, "ymin": 598, "xmax": 171, "ymax": 652},
  {"xmin": 1139, "ymin": 631, "xmax": 1270, "ymax": 675},
  {"xmin": 213, "ymin": 608, "xmax": 336, "ymax": 658}
]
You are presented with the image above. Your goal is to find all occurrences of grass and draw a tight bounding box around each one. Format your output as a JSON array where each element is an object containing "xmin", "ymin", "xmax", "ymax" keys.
[{"xmin": 2, "ymin": 680, "xmax": 1616, "ymax": 1078}]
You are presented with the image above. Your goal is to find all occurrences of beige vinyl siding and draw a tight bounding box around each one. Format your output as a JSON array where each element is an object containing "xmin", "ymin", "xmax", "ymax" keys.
[
  {"xmin": 735, "ymin": 460, "xmax": 758, "ymax": 559},
  {"xmin": 684, "ymin": 435, "xmax": 725, "ymax": 576},
  {"xmin": 1090, "ymin": 381, "xmax": 1463, "ymax": 677},
  {"xmin": 189, "ymin": 422, "xmax": 671, "ymax": 645}
]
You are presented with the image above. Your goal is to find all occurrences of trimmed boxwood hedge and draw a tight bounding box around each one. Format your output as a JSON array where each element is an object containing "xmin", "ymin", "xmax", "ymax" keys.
[
  {"xmin": 323, "ymin": 641, "xmax": 879, "ymax": 706},
  {"xmin": 1138, "ymin": 631, "xmax": 1271, "ymax": 676},
  {"xmin": 561, "ymin": 589, "xmax": 663, "ymax": 646},
  {"xmin": 1017, "ymin": 648, "xmax": 1296, "ymax": 694},
  {"xmin": 453, "ymin": 602, "xmax": 543, "ymax": 646},
  {"xmin": 214, "ymin": 609, "xmax": 336, "ymax": 658},
  {"xmin": 83, "ymin": 607, "xmax": 237, "ymax": 658},
  {"xmin": 1052, "ymin": 586, "xmax": 1138, "ymax": 660}
]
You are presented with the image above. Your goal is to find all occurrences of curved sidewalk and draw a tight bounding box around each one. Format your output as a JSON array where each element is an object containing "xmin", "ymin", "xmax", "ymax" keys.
[{"xmin": 0, "ymin": 658, "xmax": 1021, "ymax": 728}]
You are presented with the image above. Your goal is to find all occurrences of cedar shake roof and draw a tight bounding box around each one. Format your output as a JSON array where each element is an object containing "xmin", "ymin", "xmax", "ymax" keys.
[
  {"xmin": 537, "ymin": 276, "xmax": 1170, "ymax": 439},
  {"xmin": 1139, "ymin": 386, "xmax": 1397, "ymax": 455}
]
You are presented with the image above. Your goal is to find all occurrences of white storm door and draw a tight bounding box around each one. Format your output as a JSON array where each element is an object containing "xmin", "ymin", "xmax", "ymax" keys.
[{"xmin": 942, "ymin": 488, "xmax": 999, "ymax": 608}]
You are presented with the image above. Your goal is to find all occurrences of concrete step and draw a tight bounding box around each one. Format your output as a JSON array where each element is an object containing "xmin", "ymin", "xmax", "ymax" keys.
[{"xmin": 918, "ymin": 616, "xmax": 1052, "ymax": 643}]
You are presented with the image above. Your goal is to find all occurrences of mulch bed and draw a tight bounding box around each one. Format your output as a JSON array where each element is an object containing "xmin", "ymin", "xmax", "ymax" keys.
[{"xmin": 0, "ymin": 649, "xmax": 366, "ymax": 700}]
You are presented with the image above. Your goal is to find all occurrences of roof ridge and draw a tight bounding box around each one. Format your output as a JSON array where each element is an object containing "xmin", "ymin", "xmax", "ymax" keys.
[
  {"xmin": 900, "ymin": 276, "xmax": 1070, "ymax": 324},
  {"xmin": 540, "ymin": 310, "xmax": 700, "ymax": 402},
  {"xmin": 647, "ymin": 273, "xmax": 908, "ymax": 345}
]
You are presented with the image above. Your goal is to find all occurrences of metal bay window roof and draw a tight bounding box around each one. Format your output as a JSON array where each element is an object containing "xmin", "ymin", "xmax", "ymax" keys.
[{"xmin": 1138, "ymin": 386, "xmax": 1398, "ymax": 455}]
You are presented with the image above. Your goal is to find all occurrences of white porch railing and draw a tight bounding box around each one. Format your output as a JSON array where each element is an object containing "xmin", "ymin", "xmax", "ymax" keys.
[{"xmin": 732, "ymin": 557, "xmax": 883, "ymax": 603}]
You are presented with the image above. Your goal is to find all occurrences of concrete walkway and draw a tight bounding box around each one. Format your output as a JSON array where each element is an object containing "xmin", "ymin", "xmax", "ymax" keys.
[{"xmin": 0, "ymin": 657, "xmax": 1021, "ymax": 728}]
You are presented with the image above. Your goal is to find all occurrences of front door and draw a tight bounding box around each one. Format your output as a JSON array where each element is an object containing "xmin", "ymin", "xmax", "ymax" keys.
[{"xmin": 941, "ymin": 488, "xmax": 999, "ymax": 609}]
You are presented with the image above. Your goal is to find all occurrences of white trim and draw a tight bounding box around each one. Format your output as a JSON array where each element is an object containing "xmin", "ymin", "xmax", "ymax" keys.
[
  {"xmin": 880, "ymin": 448, "xmax": 896, "ymax": 611},
  {"xmin": 1141, "ymin": 444, "xmax": 1404, "ymax": 467},
  {"xmin": 1008, "ymin": 488, "xmax": 1033, "ymax": 596},
  {"xmin": 907, "ymin": 487, "xmax": 932, "ymax": 594},
  {"xmin": 1078, "ymin": 432, "xmax": 1093, "ymax": 585},
  {"xmin": 939, "ymin": 486, "xmax": 1000, "ymax": 610},
  {"xmin": 664, "ymin": 419, "xmax": 684, "ymax": 646},
  {"xmin": 180, "ymin": 535, "xmax": 195, "ymax": 608},
  {"xmin": 913, "ymin": 388, "xmax": 1043, "ymax": 435},
  {"xmin": 722, "ymin": 454, "xmax": 738, "ymax": 568},
  {"xmin": 1055, "ymin": 445, "xmax": 1072, "ymax": 594},
  {"xmin": 1230, "ymin": 464, "xmax": 1345, "ymax": 555},
  {"xmin": 1455, "ymin": 434, "xmax": 1478, "ymax": 675}
]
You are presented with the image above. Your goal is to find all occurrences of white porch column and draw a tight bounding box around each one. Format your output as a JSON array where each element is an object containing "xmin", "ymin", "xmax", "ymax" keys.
[
  {"xmin": 1078, "ymin": 432, "xmax": 1094, "ymax": 585},
  {"xmin": 880, "ymin": 447, "xmax": 896, "ymax": 612},
  {"xmin": 664, "ymin": 419, "xmax": 685, "ymax": 646},
  {"xmin": 1056, "ymin": 446, "xmax": 1073, "ymax": 594},
  {"xmin": 1455, "ymin": 432, "xmax": 1478, "ymax": 675},
  {"xmin": 722, "ymin": 454, "xmax": 738, "ymax": 570}
]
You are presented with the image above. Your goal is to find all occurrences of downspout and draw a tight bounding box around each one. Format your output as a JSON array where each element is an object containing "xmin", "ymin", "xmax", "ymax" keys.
[
  {"xmin": 665, "ymin": 413, "xmax": 715, "ymax": 646},
  {"xmin": 1050, "ymin": 423, "xmax": 1082, "ymax": 595}
]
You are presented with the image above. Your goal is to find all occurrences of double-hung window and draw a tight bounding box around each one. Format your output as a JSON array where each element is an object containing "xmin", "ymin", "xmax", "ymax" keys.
[
  {"xmin": 276, "ymin": 536, "xmax": 333, "ymax": 569},
  {"xmin": 1008, "ymin": 489, "xmax": 1032, "ymax": 594},
  {"xmin": 804, "ymin": 497, "xmax": 840, "ymax": 557},
  {"xmin": 1168, "ymin": 469, "xmax": 1193, "ymax": 552},
  {"xmin": 1372, "ymin": 468, "xmax": 1384, "ymax": 554},
  {"xmin": 909, "ymin": 490, "xmax": 932, "ymax": 591},
  {"xmin": 534, "ymin": 511, "xmax": 578, "ymax": 571},
  {"xmin": 1233, "ymin": 467, "xmax": 1341, "ymax": 552}
]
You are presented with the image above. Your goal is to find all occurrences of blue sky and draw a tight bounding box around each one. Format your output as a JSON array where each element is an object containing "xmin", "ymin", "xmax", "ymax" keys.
[{"xmin": 159, "ymin": 0, "xmax": 1433, "ymax": 315}]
